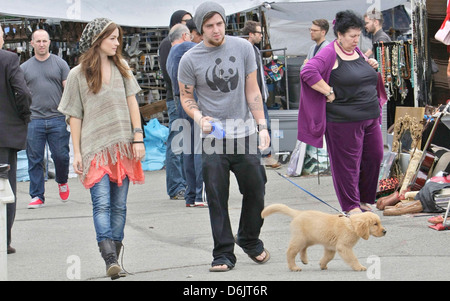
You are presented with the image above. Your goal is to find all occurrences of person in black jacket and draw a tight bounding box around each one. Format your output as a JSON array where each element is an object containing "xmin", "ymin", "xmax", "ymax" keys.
[{"xmin": 0, "ymin": 25, "xmax": 32, "ymax": 254}]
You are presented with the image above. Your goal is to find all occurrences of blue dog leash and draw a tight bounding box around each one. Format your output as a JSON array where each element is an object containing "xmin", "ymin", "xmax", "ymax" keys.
[{"xmin": 274, "ymin": 171, "xmax": 347, "ymax": 216}]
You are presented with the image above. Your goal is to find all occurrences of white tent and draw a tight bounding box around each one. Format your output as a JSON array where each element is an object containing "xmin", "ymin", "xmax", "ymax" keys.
[
  {"xmin": 0, "ymin": 0, "xmax": 261, "ymax": 27},
  {"xmin": 1, "ymin": 0, "xmax": 410, "ymax": 55},
  {"xmin": 264, "ymin": 0, "xmax": 410, "ymax": 55}
]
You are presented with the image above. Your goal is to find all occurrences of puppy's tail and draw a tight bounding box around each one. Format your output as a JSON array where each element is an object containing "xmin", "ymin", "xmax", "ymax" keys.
[{"xmin": 261, "ymin": 204, "xmax": 300, "ymax": 219}]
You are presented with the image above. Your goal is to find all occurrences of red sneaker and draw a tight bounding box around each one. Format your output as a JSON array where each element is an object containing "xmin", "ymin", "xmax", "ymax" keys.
[
  {"xmin": 28, "ymin": 197, "xmax": 44, "ymax": 209},
  {"xmin": 58, "ymin": 183, "xmax": 70, "ymax": 201}
]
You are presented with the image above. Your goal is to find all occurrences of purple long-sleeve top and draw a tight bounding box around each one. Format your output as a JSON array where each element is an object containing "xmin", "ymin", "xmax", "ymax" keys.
[{"xmin": 297, "ymin": 40, "xmax": 366, "ymax": 148}]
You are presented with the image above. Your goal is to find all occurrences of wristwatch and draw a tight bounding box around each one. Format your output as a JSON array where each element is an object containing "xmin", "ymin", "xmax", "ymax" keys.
[
  {"xmin": 324, "ymin": 87, "xmax": 334, "ymax": 97},
  {"xmin": 133, "ymin": 128, "xmax": 143, "ymax": 134},
  {"xmin": 257, "ymin": 124, "xmax": 268, "ymax": 132}
]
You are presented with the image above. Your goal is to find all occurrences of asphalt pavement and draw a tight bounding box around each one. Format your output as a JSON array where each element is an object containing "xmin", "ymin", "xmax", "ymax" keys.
[{"xmin": 5, "ymin": 165, "xmax": 450, "ymax": 285}]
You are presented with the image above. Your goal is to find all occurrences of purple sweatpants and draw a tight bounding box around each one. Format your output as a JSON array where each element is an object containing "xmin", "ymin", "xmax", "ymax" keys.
[{"xmin": 325, "ymin": 118, "xmax": 383, "ymax": 212}]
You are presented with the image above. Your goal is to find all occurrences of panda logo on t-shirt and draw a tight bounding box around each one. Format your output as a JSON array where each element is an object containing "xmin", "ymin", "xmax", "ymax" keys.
[{"xmin": 205, "ymin": 56, "xmax": 239, "ymax": 93}]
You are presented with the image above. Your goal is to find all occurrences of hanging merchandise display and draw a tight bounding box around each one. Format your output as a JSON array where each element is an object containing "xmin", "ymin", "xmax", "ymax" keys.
[
  {"xmin": 374, "ymin": 40, "xmax": 414, "ymax": 104},
  {"xmin": 1, "ymin": 19, "xmax": 85, "ymax": 66},
  {"xmin": 264, "ymin": 59, "xmax": 285, "ymax": 83}
]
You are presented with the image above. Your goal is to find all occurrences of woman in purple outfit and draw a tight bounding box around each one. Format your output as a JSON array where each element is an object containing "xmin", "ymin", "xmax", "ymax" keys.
[{"xmin": 298, "ymin": 10, "xmax": 383, "ymax": 215}]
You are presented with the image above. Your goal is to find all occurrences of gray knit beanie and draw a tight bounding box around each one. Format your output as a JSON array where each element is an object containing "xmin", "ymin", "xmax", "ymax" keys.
[
  {"xmin": 79, "ymin": 17, "xmax": 114, "ymax": 53},
  {"xmin": 194, "ymin": 1, "xmax": 226, "ymax": 34}
]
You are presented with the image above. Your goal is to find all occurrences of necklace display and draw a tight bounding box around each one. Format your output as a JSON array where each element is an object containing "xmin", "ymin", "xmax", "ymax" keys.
[
  {"xmin": 335, "ymin": 40, "xmax": 355, "ymax": 56},
  {"xmin": 374, "ymin": 40, "xmax": 414, "ymax": 103}
]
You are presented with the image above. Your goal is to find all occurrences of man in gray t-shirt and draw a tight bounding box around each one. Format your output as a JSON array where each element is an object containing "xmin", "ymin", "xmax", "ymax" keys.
[
  {"xmin": 178, "ymin": 2, "xmax": 271, "ymax": 272},
  {"xmin": 20, "ymin": 29, "xmax": 71, "ymax": 208}
]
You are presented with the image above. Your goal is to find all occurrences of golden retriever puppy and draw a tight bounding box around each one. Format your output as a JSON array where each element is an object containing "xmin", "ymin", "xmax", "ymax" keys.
[{"xmin": 261, "ymin": 204, "xmax": 386, "ymax": 271}]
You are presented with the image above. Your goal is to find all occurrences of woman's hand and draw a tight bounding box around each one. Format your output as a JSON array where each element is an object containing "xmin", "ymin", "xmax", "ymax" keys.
[
  {"xmin": 326, "ymin": 93, "xmax": 335, "ymax": 103},
  {"xmin": 72, "ymin": 152, "xmax": 83, "ymax": 175},
  {"xmin": 133, "ymin": 130, "xmax": 146, "ymax": 161},
  {"xmin": 132, "ymin": 142, "xmax": 146, "ymax": 161},
  {"xmin": 367, "ymin": 58, "xmax": 379, "ymax": 70}
]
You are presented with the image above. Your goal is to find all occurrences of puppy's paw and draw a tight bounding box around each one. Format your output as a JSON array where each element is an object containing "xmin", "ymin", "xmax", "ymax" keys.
[
  {"xmin": 352, "ymin": 265, "xmax": 367, "ymax": 271},
  {"xmin": 320, "ymin": 264, "xmax": 328, "ymax": 270},
  {"xmin": 289, "ymin": 266, "xmax": 302, "ymax": 272}
]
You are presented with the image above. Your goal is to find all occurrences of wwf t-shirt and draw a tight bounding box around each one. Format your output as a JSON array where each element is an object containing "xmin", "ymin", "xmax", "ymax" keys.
[{"xmin": 178, "ymin": 36, "xmax": 257, "ymax": 138}]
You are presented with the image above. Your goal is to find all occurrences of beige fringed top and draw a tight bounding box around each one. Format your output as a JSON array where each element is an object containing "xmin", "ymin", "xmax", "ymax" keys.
[{"xmin": 58, "ymin": 60, "xmax": 142, "ymax": 184}]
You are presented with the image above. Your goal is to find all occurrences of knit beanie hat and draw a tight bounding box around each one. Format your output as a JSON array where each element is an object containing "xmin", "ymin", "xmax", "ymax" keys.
[
  {"xmin": 193, "ymin": 1, "xmax": 226, "ymax": 34},
  {"xmin": 79, "ymin": 17, "xmax": 114, "ymax": 53}
]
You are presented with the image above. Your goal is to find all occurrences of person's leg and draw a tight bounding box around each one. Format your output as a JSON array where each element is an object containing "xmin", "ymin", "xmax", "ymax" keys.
[
  {"xmin": 165, "ymin": 99, "xmax": 186, "ymax": 198},
  {"xmin": 110, "ymin": 176, "xmax": 129, "ymax": 242},
  {"xmin": 90, "ymin": 174, "xmax": 114, "ymax": 242},
  {"xmin": 90, "ymin": 174, "xmax": 122, "ymax": 278},
  {"xmin": 26, "ymin": 119, "xmax": 47, "ymax": 202},
  {"xmin": 183, "ymin": 152, "xmax": 196, "ymax": 206},
  {"xmin": 232, "ymin": 136, "xmax": 267, "ymax": 257},
  {"xmin": 46, "ymin": 116, "xmax": 70, "ymax": 185},
  {"xmin": 202, "ymin": 138, "xmax": 235, "ymax": 269},
  {"xmin": 325, "ymin": 121, "xmax": 365, "ymax": 213},
  {"xmin": 194, "ymin": 153, "xmax": 204, "ymax": 204},
  {"xmin": 359, "ymin": 118, "xmax": 384, "ymax": 206}
]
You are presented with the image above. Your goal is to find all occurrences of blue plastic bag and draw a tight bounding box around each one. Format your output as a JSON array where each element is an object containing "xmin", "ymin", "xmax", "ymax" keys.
[{"xmin": 141, "ymin": 118, "xmax": 169, "ymax": 171}]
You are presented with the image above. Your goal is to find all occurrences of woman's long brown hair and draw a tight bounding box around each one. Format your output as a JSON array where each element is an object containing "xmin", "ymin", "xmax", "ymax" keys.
[{"xmin": 79, "ymin": 22, "xmax": 130, "ymax": 94}]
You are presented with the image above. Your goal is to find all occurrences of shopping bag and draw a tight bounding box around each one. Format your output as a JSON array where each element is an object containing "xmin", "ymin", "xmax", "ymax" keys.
[
  {"xmin": 435, "ymin": 15, "xmax": 450, "ymax": 45},
  {"xmin": 286, "ymin": 140, "xmax": 306, "ymax": 177},
  {"xmin": 141, "ymin": 118, "xmax": 169, "ymax": 171}
]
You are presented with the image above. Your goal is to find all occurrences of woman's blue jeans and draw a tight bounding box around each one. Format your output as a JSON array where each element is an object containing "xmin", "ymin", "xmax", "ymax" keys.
[{"xmin": 90, "ymin": 174, "xmax": 129, "ymax": 243}]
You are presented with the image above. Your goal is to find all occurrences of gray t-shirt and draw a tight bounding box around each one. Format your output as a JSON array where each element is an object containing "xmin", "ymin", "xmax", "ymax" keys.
[
  {"xmin": 21, "ymin": 54, "xmax": 70, "ymax": 119},
  {"xmin": 178, "ymin": 36, "xmax": 257, "ymax": 138},
  {"xmin": 372, "ymin": 29, "xmax": 392, "ymax": 43}
]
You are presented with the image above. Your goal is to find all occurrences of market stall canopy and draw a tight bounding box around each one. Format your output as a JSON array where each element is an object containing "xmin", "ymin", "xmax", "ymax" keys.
[
  {"xmin": 0, "ymin": 0, "xmax": 411, "ymax": 55},
  {"xmin": 1, "ymin": 0, "xmax": 408, "ymax": 28},
  {"xmin": 0, "ymin": 0, "xmax": 262, "ymax": 27},
  {"xmin": 264, "ymin": 0, "xmax": 410, "ymax": 55}
]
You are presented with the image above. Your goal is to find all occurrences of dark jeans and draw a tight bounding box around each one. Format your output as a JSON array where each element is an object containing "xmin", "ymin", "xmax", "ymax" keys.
[
  {"xmin": 202, "ymin": 134, "xmax": 267, "ymax": 268},
  {"xmin": 177, "ymin": 100, "xmax": 203, "ymax": 204},
  {"xmin": 165, "ymin": 99, "xmax": 186, "ymax": 197},
  {"xmin": 0, "ymin": 147, "xmax": 17, "ymax": 247},
  {"xmin": 26, "ymin": 116, "xmax": 70, "ymax": 201}
]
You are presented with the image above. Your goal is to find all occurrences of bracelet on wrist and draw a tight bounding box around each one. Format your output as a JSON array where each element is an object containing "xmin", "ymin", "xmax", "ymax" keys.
[
  {"xmin": 257, "ymin": 124, "xmax": 268, "ymax": 132},
  {"xmin": 132, "ymin": 141, "xmax": 144, "ymax": 144},
  {"xmin": 324, "ymin": 87, "xmax": 334, "ymax": 97},
  {"xmin": 133, "ymin": 128, "xmax": 143, "ymax": 134}
]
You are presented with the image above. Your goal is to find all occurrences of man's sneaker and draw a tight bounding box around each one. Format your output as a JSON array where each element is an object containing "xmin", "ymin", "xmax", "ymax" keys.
[
  {"xmin": 262, "ymin": 155, "xmax": 282, "ymax": 169},
  {"xmin": 170, "ymin": 189, "xmax": 185, "ymax": 200},
  {"xmin": 186, "ymin": 202, "xmax": 208, "ymax": 208},
  {"xmin": 28, "ymin": 197, "xmax": 44, "ymax": 209},
  {"xmin": 58, "ymin": 183, "xmax": 70, "ymax": 201}
]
